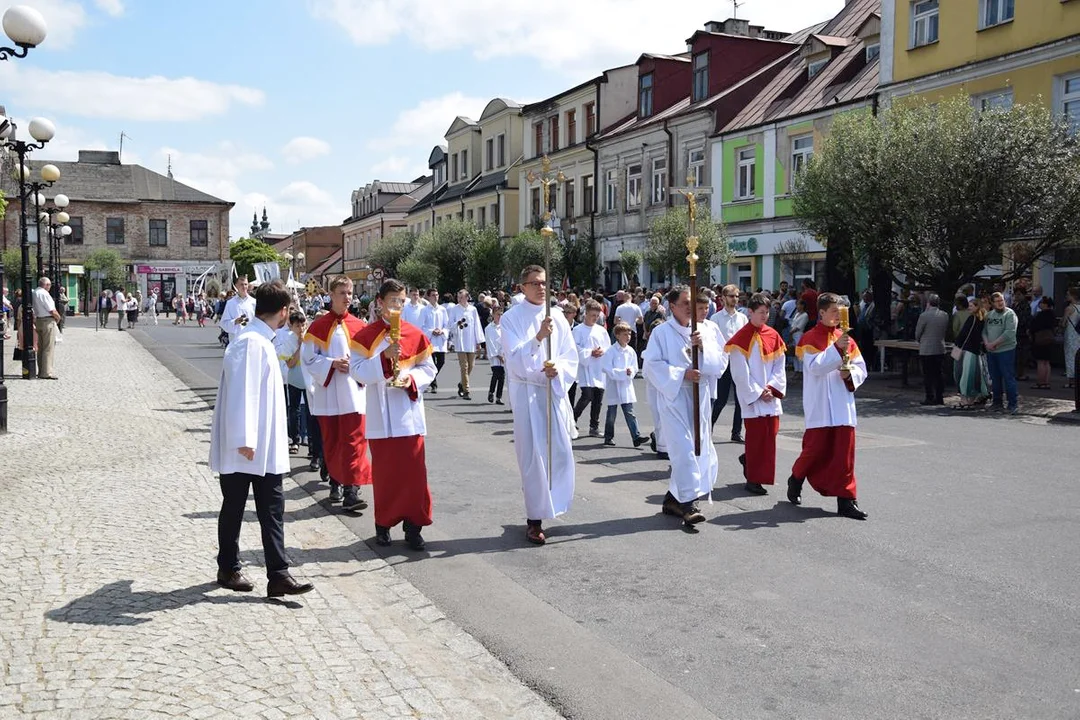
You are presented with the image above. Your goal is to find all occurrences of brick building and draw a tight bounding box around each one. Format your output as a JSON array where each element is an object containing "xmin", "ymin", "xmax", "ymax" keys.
[{"xmin": 1, "ymin": 149, "xmax": 233, "ymax": 312}]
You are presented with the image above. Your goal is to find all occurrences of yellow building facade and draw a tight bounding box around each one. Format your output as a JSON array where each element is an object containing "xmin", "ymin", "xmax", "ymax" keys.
[{"xmin": 881, "ymin": 0, "xmax": 1080, "ymax": 302}]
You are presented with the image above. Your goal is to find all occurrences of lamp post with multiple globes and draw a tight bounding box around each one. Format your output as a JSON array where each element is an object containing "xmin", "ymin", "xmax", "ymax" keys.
[{"xmin": 0, "ymin": 4, "xmax": 49, "ymax": 433}]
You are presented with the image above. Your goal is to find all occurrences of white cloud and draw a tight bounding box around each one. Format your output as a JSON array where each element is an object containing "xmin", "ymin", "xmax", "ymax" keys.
[
  {"xmin": 239, "ymin": 182, "xmax": 349, "ymax": 234},
  {"xmin": 159, "ymin": 143, "xmax": 273, "ymax": 184},
  {"xmin": 281, "ymin": 136, "xmax": 331, "ymax": 164},
  {"xmin": 16, "ymin": 0, "xmax": 87, "ymax": 49},
  {"xmin": 94, "ymin": 0, "xmax": 124, "ymax": 16},
  {"xmin": 309, "ymin": 0, "xmax": 845, "ymax": 71},
  {"xmin": 0, "ymin": 64, "xmax": 264, "ymax": 122},
  {"xmin": 369, "ymin": 155, "xmax": 426, "ymax": 181}
]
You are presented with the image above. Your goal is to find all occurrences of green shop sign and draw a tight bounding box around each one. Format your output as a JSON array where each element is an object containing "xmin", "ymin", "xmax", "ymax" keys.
[{"xmin": 729, "ymin": 237, "xmax": 759, "ymax": 254}]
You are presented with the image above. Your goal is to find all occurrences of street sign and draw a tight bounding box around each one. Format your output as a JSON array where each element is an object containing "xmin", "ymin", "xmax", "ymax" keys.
[{"xmin": 371, "ymin": 267, "xmax": 385, "ymax": 281}]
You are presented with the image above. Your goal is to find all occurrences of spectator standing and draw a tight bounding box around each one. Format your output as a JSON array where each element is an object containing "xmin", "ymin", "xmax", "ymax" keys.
[
  {"xmin": 1029, "ymin": 297, "xmax": 1057, "ymax": 390},
  {"xmin": 983, "ymin": 292, "xmax": 1019, "ymax": 414},
  {"xmin": 956, "ymin": 300, "xmax": 989, "ymax": 409},
  {"xmin": 57, "ymin": 285, "xmax": 68, "ymax": 333},
  {"xmin": 114, "ymin": 288, "xmax": 127, "ymax": 331},
  {"xmin": 790, "ymin": 300, "xmax": 809, "ymax": 375},
  {"xmin": 800, "ymin": 279, "xmax": 819, "ymax": 331},
  {"xmin": 1062, "ymin": 287, "xmax": 1079, "ymax": 389},
  {"xmin": 915, "ymin": 294, "xmax": 949, "ymax": 406},
  {"xmin": 32, "ymin": 277, "xmax": 61, "ymax": 380}
]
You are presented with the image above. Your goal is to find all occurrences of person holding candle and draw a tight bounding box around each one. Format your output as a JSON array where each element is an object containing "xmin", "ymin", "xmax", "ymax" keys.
[
  {"xmin": 788, "ymin": 293, "xmax": 869, "ymax": 520},
  {"xmin": 350, "ymin": 279, "xmax": 437, "ymax": 550}
]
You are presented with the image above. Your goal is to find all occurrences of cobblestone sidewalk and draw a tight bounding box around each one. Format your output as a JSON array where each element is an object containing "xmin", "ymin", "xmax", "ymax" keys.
[{"xmin": 0, "ymin": 328, "xmax": 562, "ymax": 720}]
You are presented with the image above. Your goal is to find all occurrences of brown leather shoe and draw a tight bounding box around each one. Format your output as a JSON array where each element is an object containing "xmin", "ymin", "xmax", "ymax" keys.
[
  {"xmin": 267, "ymin": 573, "xmax": 314, "ymax": 598},
  {"xmin": 216, "ymin": 570, "xmax": 254, "ymax": 592},
  {"xmin": 661, "ymin": 492, "xmax": 684, "ymax": 518},
  {"xmin": 681, "ymin": 502, "xmax": 706, "ymax": 524},
  {"xmin": 526, "ymin": 521, "xmax": 546, "ymax": 545}
]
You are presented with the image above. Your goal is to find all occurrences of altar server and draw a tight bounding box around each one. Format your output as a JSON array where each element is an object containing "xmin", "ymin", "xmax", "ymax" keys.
[
  {"xmin": 302, "ymin": 275, "xmax": 372, "ymax": 512},
  {"xmin": 448, "ymin": 289, "xmax": 485, "ymax": 399},
  {"xmin": 602, "ymin": 323, "xmax": 647, "ymax": 448},
  {"xmin": 210, "ymin": 280, "xmax": 313, "ymax": 598},
  {"xmin": 350, "ymin": 279, "xmax": 436, "ymax": 550},
  {"xmin": 789, "ymin": 292, "xmax": 868, "ymax": 520},
  {"xmin": 420, "ymin": 288, "xmax": 450, "ymax": 392},
  {"xmin": 220, "ymin": 275, "xmax": 256, "ymax": 343},
  {"xmin": 572, "ymin": 299, "xmax": 611, "ymax": 437},
  {"xmin": 500, "ymin": 265, "xmax": 579, "ymax": 545},
  {"xmin": 642, "ymin": 286, "xmax": 726, "ymax": 529},
  {"xmin": 726, "ymin": 293, "xmax": 787, "ymax": 496},
  {"xmin": 484, "ymin": 305, "xmax": 506, "ymax": 404}
]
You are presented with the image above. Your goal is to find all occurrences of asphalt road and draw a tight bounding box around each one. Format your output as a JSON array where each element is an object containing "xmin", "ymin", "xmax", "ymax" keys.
[{"xmin": 101, "ymin": 314, "xmax": 1080, "ymax": 720}]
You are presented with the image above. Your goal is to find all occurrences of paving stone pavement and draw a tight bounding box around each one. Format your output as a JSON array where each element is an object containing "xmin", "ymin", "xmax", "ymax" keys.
[{"xmin": 0, "ymin": 328, "xmax": 563, "ymax": 720}]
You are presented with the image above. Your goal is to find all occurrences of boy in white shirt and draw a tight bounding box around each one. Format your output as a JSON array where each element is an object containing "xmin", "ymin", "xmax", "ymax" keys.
[
  {"xmin": 484, "ymin": 305, "xmax": 506, "ymax": 404},
  {"xmin": 572, "ymin": 299, "xmax": 611, "ymax": 437},
  {"xmin": 602, "ymin": 323, "xmax": 647, "ymax": 447}
]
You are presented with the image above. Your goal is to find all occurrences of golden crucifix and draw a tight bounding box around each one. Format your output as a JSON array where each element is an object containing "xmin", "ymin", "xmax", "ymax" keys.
[{"xmin": 525, "ymin": 155, "xmax": 566, "ymax": 489}]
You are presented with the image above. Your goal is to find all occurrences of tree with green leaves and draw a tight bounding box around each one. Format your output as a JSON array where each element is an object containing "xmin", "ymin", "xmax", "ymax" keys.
[
  {"xmin": 560, "ymin": 227, "xmax": 598, "ymax": 290},
  {"xmin": 229, "ymin": 237, "xmax": 283, "ymax": 280},
  {"xmin": 409, "ymin": 219, "xmax": 478, "ymax": 293},
  {"xmin": 84, "ymin": 248, "xmax": 128, "ymax": 289},
  {"xmin": 505, "ymin": 228, "xmax": 563, "ymax": 286},
  {"xmin": 774, "ymin": 236, "xmax": 812, "ymax": 288},
  {"xmin": 467, "ymin": 225, "xmax": 506, "ymax": 293},
  {"xmin": 645, "ymin": 206, "xmax": 729, "ymax": 283},
  {"xmin": 366, "ymin": 230, "xmax": 416, "ymax": 279},
  {"xmin": 396, "ymin": 257, "xmax": 440, "ymax": 290},
  {"xmin": 619, "ymin": 249, "xmax": 643, "ymax": 288},
  {"xmin": 794, "ymin": 96, "xmax": 1080, "ymax": 302}
]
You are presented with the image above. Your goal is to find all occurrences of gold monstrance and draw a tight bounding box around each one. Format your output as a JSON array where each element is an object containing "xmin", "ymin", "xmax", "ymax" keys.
[
  {"xmin": 388, "ymin": 309, "xmax": 410, "ymax": 388},
  {"xmin": 526, "ymin": 156, "xmax": 566, "ymax": 489}
]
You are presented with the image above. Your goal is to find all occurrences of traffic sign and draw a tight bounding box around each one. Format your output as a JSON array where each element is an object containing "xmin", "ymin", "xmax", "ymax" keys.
[{"xmin": 372, "ymin": 267, "xmax": 385, "ymax": 281}]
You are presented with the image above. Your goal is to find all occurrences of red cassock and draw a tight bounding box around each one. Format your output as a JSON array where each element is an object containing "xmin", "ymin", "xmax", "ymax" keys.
[
  {"xmin": 791, "ymin": 324, "xmax": 860, "ymax": 499},
  {"xmin": 726, "ymin": 324, "xmax": 786, "ymax": 486},
  {"xmin": 352, "ymin": 320, "xmax": 433, "ymax": 528},
  {"xmin": 305, "ymin": 311, "xmax": 372, "ymax": 488}
]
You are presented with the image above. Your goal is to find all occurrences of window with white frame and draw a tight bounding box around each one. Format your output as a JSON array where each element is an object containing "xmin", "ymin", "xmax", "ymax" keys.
[
  {"xmin": 790, "ymin": 135, "xmax": 813, "ymax": 190},
  {"xmin": 976, "ymin": 89, "xmax": 1014, "ymax": 112},
  {"xmin": 626, "ymin": 163, "xmax": 642, "ymax": 209},
  {"xmin": 979, "ymin": 0, "xmax": 1014, "ymax": 30},
  {"xmin": 651, "ymin": 157, "xmax": 667, "ymax": 204},
  {"xmin": 911, "ymin": 0, "xmax": 939, "ymax": 47},
  {"xmin": 808, "ymin": 58, "xmax": 828, "ymax": 79},
  {"xmin": 460, "ymin": 149, "xmax": 469, "ymax": 179},
  {"xmin": 485, "ymin": 138, "xmax": 494, "ymax": 171},
  {"xmin": 1062, "ymin": 74, "xmax": 1080, "ymax": 135},
  {"xmin": 605, "ymin": 169, "xmax": 618, "ymax": 211},
  {"xmin": 688, "ymin": 148, "xmax": 705, "ymax": 188},
  {"xmin": 736, "ymin": 147, "xmax": 756, "ymax": 200},
  {"xmin": 866, "ymin": 42, "xmax": 881, "ymax": 62}
]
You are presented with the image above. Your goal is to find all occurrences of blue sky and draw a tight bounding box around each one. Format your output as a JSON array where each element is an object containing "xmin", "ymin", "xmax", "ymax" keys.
[{"xmin": 0, "ymin": 0, "xmax": 843, "ymax": 237}]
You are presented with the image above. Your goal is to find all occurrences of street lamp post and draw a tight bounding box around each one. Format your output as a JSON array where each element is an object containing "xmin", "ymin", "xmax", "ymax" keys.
[
  {"xmin": 0, "ymin": 5, "xmax": 47, "ymax": 61},
  {"xmin": 2, "ymin": 115, "xmax": 58, "ymax": 380},
  {"xmin": 29, "ymin": 165, "xmax": 62, "ymax": 277},
  {"xmin": 37, "ymin": 193, "xmax": 70, "ymax": 304}
]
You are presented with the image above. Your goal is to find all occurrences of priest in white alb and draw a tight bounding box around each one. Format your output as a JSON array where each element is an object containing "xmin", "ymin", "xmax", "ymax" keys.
[
  {"xmin": 500, "ymin": 265, "xmax": 579, "ymax": 545},
  {"xmin": 726, "ymin": 293, "xmax": 787, "ymax": 496},
  {"xmin": 210, "ymin": 280, "xmax": 313, "ymax": 598},
  {"xmin": 420, "ymin": 288, "xmax": 450, "ymax": 393},
  {"xmin": 642, "ymin": 286, "xmax": 727, "ymax": 529}
]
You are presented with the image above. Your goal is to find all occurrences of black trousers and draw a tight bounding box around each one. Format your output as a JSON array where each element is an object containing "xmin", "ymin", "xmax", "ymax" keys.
[
  {"xmin": 286, "ymin": 385, "xmax": 302, "ymax": 443},
  {"xmin": 711, "ymin": 367, "xmax": 742, "ymax": 435},
  {"xmin": 489, "ymin": 366, "xmax": 505, "ymax": 399},
  {"xmin": 573, "ymin": 386, "xmax": 605, "ymax": 430},
  {"xmin": 922, "ymin": 353, "xmax": 945, "ymax": 403},
  {"xmin": 432, "ymin": 351, "xmax": 445, "ymax": 388},
  {"xmin": 217, "ymin": 472, "xmax": 289, "ymax": 580},
  {"xmin": 304, "ymin": 391, "xmax": 323, "ymax": 459},
  {"xmin": 568, "ymin": 382, "xmax": 578, "ymax": 407}
]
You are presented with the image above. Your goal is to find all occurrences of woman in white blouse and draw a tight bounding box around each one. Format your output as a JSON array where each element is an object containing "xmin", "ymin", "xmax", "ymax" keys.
[{"xmin": 790, "ymin": 299, "xmax": 809, "ymax": 375}]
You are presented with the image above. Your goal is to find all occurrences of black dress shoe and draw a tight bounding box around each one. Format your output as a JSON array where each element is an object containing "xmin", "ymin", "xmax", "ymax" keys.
[
  {"xmin": 656, "ymin": 451, "xmax": 669, "ymax": 461},
  {"xmin": 731, "ymin": 433, "xmax": 744, "ymax": 444},
  {"xmin": 602, "ymin": 439, "xmax": 616, "ymax": 446},
  {"xmin": 267, "ymin": 574, "xmax": 314, "ymax": 597},
  {"xmin": 495, "ymin": 399, "xmax": 504, "ymax": 405},
  {"xmin": 405, "ymin": 531, "xmax": 426, "ymax": 551},
  {"xmin": 216, "ymin": 570, "xmax": 254, "ymax": 592},
  {"xmin": 463, "ymin": 393, "xmax": 472, "ymax": 401},
  {"xmin": 649, "ymin": 432, "xmax": 657, "ymax": 452},
  {"xmin": 837, "ymin": 498, "xmax": 868, "ymax": 520},
  {"xmin": 374, "ymin": 525, "xmax": 391, "ymax": 546},
  {"xmin": 633, "ymin": 435, "xmax": 647, "ymax": 448},
  {"xmin": 738, "ymin": 453, "xmax": 747, "ymax": 479},
  {"xmin": 787, "ymin": 476, "xmax": 803, "ymax": 505},
  {"xmin": 457, "ymin": 383, "xmax": 464, "ymax": 398},
  {"xmin": 744, "ymin": 482, "xmax": 768, "ymax": 496}
]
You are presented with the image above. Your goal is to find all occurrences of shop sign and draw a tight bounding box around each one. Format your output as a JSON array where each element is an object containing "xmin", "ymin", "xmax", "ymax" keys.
[
  {"xmin": 137, "ymin": 265, "xmax": 183, "ymax": 274},
  {"xmin": 728, "ymin": 237, "xmax": 759, "ymax": 255}
]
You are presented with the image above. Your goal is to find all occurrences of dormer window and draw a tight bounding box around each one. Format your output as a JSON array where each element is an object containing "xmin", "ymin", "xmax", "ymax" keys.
[
  {"xmin": 866, "ymin": 42, "xmax": 880, "ymax": 62},
  {"xmin": 692, "ymin": 52, "xmax": 709, "ymax": 102},
  {"xmin": 639, "ymin": 73, "xmax": 654, "ymax": 118},
  {"xmin": 808, "ymin": 58, "xmax": 828, "ymax": 79}
]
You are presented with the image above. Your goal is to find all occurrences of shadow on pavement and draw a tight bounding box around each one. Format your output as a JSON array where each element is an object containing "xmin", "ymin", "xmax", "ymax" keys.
[
  {"xmin": 45, "ymin": 580, "xmax": 300, "ymax": 626},
  {"xmin": 709, "ymin": 503, "xmax": 835, "ymax": 530}
]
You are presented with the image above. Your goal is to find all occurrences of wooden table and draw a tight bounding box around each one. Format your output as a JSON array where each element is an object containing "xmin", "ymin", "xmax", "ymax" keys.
[{"xmin": 875, "ymin": 339, "xmax": 954, "ymax": 378}]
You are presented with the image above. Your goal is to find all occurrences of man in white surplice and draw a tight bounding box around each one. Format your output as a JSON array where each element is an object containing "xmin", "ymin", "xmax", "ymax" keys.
[
  {"xmin": 500, "ymin": 265, "xmax": 579, "ymax": 545},
  {"xmin": 642, "ymin": 286, "xmax": 727, "ymax": 529}
]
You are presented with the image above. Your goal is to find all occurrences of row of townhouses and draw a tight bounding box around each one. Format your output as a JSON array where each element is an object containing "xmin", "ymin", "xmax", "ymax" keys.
[
  {"xmin": 4, "ymin": 0, "xmax": 1078, "ymax": 312},
  {"xmin": 341, "ymin": 0, "xmax": 1080, "ymax": 307}
]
